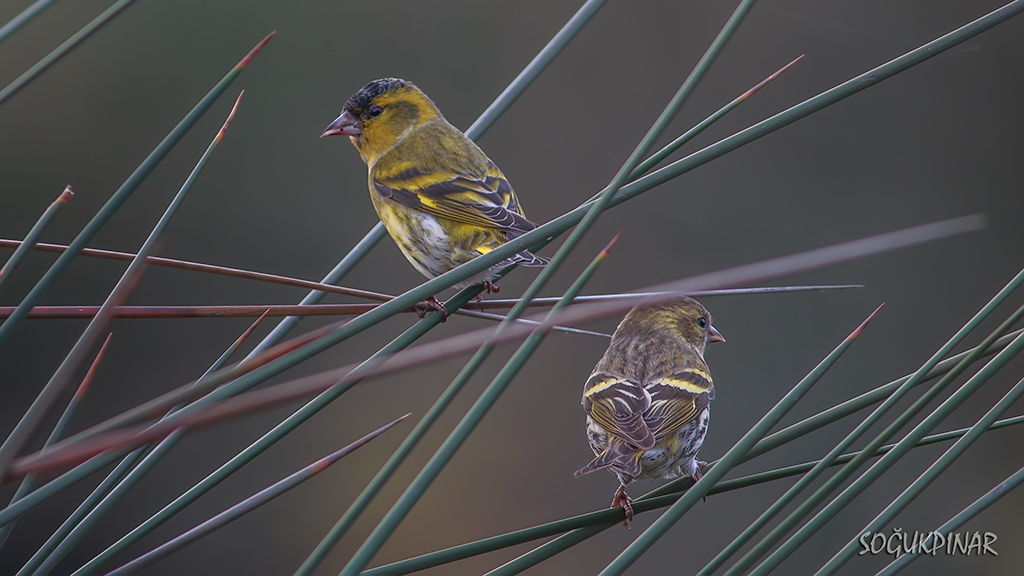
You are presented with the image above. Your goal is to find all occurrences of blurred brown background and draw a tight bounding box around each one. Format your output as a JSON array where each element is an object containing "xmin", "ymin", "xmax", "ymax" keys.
[{"xmin": 1, "ymin": 1, "xmax": 1023, "ymax": 574}]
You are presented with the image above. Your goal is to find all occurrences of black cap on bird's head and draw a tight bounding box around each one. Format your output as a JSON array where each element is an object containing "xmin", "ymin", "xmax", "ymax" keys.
[
  {"xmin": 345, "ymin": 78, "xmax": 408, "ymax": 113},
  {"xmin": 322, "ymin": 78, "xmax": 412, "ymax": 138}
]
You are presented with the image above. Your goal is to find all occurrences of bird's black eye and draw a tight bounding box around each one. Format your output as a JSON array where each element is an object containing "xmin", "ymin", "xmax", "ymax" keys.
[
  {"xmin": 697, "ymin": 317, "xmax": 707, "ymax": 329},
  {"xmin": 367, "ymin": 105, "xmax": 383, "ymax": 118}
]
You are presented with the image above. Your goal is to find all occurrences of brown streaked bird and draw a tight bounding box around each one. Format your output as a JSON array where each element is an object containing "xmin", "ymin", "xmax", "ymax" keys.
[
  {"xmin": 322, "ymin": 78, "xmax": 548, "ymax": 320},
  {"xmin": 575, "ymin": 296, "xmax": 725, "ymax": 527}
]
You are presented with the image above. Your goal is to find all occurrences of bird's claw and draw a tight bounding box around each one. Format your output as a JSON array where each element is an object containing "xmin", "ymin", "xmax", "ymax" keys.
[
  {"xmin": 473, "ymin": 282, "xmax": 500, "ymax": 306},
  {"xmin": 693, "ymin": 460, "xmax": 708, "ymax": 482},
  {"xmin": 611, "ymin": 485, "xmax": 634, "ymax": 529},
  {"xmin": 693, "ymin": 460, "xmax": 708, "ymax": 502},
  {"xmin": 415, "ymin": 296, "xmax": 448, "ymax": 322}
]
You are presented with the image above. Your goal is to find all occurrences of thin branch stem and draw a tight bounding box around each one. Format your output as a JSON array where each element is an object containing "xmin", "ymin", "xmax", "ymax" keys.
[
  {"xmin": 0, "ymin": 187, "xmax": 72, "ymax": 291},
  {"xmin": 0, "ymin": 0, "xmax": 141, "ymax": 105},
  {"xmin": 0, "ymin": 0, "xmax": 60, "ymax": 45}
]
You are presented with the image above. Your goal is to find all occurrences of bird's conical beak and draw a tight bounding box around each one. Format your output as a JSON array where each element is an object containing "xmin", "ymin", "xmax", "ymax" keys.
[
  {"xmin": 322, "ymin": 110, "xmax": 362, "ymax": 137},
  {"xmin": 708, "ymin": 326, "xmax": 725, "ymax": 344}
]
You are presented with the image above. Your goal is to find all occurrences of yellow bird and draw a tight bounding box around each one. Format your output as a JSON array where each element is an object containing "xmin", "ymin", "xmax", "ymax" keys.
[
  {"xmin": 322, "ymin": 78, "xmax": 548, "ymax": 319},
  {"xmin": 575, "ymin": 296, "xmax": 725, "ymax": 527}
]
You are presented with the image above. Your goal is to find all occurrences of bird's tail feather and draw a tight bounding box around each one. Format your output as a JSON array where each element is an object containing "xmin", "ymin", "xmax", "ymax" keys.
[
  {"xmin": 574, "ymin": 451, "xmax": 617, "ymax": 478},
  {"xmin": 511, "ymin": 250, "xmax": 549, "ymax": 267},
  {"xmin": 494, "ymin": 250, "xmax": 548, "ymax": 271},
  {"xmin": 575, "ymin": 444, "xmax": 643, "ymax": 478}
]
